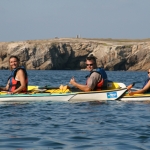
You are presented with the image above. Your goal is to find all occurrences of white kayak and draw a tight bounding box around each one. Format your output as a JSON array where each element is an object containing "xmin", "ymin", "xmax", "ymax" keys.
[
  {"xmin": 0, "ymin": 88, "xmax": 127, "ymax": 103},
  {"xmin": 0, "ymin": 82, "xmax": 128, "ymax": 102},
  {"xmin": 0, "ymin": 82, "xmax": 149, "ymax": 103}
]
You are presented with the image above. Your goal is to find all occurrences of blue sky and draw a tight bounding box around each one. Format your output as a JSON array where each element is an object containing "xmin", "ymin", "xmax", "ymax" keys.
[{"xmin": 0, "ymin": 0, "xmax": 150, "ymax": 42}]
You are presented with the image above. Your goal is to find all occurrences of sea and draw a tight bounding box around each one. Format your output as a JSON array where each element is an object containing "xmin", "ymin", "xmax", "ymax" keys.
[{"xmin": 0, "ymin": 70, "xmax": 150, "ymax": 150}]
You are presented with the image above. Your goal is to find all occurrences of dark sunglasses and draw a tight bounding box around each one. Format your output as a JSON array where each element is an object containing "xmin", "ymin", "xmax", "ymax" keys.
[
  {"xmin": 148, "ymin": 72, "xmax": 150, "ymax": 74},
  {"xmin": 86, "ymin": 64, "xmax": 93, "ymax": 66}
]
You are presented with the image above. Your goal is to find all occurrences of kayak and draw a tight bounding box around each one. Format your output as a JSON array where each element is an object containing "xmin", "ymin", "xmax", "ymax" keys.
[
  {"xmin": 0, "ymin": 82, "xmax": 128, "ymax": 102},
  {"xmin": 0, "ymin": 82, "xmax": 149, "ymax": 102},
  {"xmin": 0, "ymin": 88, "xmax": 128, "ymax": 102},
  {"xmin": 119, "ymin": 93, "xmax": 150, "ymax": 101}
]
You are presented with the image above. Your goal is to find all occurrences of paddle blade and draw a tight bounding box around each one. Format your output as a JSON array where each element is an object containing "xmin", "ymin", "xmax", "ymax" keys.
[{"xmin": 127, "ymin": 83, "xmax": 135, "ymax": 90}]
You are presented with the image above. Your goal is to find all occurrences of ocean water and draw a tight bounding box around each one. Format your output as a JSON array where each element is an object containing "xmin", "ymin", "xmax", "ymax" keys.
[{"xmin": 0, "ymin": 70, "xmax": 150, "ymax": 150}]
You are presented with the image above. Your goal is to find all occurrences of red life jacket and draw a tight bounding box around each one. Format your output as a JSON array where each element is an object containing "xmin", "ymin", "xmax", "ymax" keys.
[
  {"xmin": 86, "ymin": 77, "xmax": 105, "ymax": 90},
  {"xmin": 86, "ymin": 68, "xmax": 108, "ymax": 90},
  {"xmin": 8, "ymin": 67, "xmax": 28, "ymax": 92}
]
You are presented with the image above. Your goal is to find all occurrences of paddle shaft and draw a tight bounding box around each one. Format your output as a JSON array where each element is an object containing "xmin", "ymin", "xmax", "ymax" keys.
[{"xmin": 131, "ymin": 87, "xmax": 140, "ymax": 91}]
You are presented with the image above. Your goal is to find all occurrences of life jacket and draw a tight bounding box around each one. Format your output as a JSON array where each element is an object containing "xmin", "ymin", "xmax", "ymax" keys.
[
  {"xmin": 142, "ymin": 78, "xmax": 150, "ymax": 93},
  {"xmin": 86, "ymin": 68, "xmax": 108, "ymax": 90},
  {"xmin": 8, "ymin": 66, "xmax": 28, "ymax": 92}
]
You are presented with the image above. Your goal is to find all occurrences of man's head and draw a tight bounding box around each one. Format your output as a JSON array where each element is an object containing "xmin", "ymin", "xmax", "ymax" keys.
[{"xmin": 86, "ymin": 56, "xmax": 97, "ymax": 71}]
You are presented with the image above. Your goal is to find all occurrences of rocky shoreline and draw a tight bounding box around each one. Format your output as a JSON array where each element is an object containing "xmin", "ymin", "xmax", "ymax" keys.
[{"xmin": 0, "ymin": 38, "xmax": 150, "ymax": 71}]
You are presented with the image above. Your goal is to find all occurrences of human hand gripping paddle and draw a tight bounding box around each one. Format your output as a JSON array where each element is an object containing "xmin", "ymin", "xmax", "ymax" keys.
[
  {"xmin": 127, "ymin": 82, "xmax": 135, "ymax": 90},
  {"xmin": 127, "ymin": 81, "xmax": 143, "ymax": 90},
  {"xmin": 126, "ymin": 82, "xmax": 141, "ymax": 96}
]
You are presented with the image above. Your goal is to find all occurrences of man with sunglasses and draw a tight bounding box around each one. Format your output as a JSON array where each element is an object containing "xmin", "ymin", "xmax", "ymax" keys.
[
  {"xmin": 69, "ymin": 56, "xmax": 108, "ymax": 92},
  {"xmin": 129, "ymin": 69, "xmax": 150, "ymax": 95}
]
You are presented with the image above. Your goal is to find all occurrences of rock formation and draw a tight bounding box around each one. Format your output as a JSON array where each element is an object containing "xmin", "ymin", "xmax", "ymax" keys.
[{"xmin": 0, "ymin": 38, "xmax": 150, "ymax": 71}]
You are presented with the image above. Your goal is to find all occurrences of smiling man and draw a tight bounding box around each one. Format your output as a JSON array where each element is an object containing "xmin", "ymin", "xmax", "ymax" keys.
[{"xmin": 69, "ymin": 56, "xmax": 108, "ymax": 92}]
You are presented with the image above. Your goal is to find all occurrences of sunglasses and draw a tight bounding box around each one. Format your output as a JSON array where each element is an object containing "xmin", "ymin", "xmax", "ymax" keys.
[
  {"xmin": 148, "ymin": 72, "xmax": 150, "ymax": 74},
  {"xmin": 86, "ymin": 64, "xmax": 93, "ymax": 66}
]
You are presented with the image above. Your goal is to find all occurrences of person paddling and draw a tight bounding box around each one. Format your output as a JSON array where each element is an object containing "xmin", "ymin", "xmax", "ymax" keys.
[
  {"xmin": 0, "ymin": 55, "xmax": 28, "ymax": 94},
  {"xmin": 128, "ymin": 69, "xmax": 150, "ymax": 95},
  {"xmin": 69, "ymin": 55, "xmax": 108, "ymax": 92}
]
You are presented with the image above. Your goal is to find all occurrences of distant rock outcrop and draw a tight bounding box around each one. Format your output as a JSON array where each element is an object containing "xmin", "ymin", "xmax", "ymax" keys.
[{"xmin": 0, "ymin": 38, "xmax": 150, "ymax": 71}]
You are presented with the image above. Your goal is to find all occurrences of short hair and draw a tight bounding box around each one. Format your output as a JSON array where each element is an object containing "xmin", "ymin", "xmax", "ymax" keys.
[
  {"xmin": 9, "ymin": 55, "xmax": 20, "ymax": 62},
  {"xmin": 86, "ymin": 56, "xmax": 97, "ymax": 64}
]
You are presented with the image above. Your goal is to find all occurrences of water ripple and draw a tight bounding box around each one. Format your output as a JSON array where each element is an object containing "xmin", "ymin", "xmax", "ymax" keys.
[{"xmin": 0, "ymin": 70, "xmax": 150, "ymax": 149}]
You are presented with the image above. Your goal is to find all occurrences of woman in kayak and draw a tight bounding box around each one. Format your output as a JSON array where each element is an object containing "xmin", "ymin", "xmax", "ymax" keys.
[
  {"xmin": 128, "ymin": 69, "xmax": 150, "ymax": 95},
  {"xmin": 0, "ymin": 55, "xmax": 28, "ymax": 94},
  {"xmin": 69, "ymin": 55, "xmax": 108, "ymax": 92}
]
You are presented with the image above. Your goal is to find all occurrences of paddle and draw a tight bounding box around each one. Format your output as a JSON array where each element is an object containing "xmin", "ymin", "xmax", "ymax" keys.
[
  {"xmin": 28, "ymin": 81, "xmax": 126, "ymax": 91},
  {"xmin": 127, "ymin": 82, "xmax": 135, "ymax": 90},
  {"xmin": 28, "ymin": 85, "xmax": 60, "ymax": 90},
  {"xmin": 28, "ymin": 84, "xmax": 72, "ymax": 93},
  {"xmin": 131, "ymin": 87, "xmax": 140, "ymax": 91},
  {"xmin": 28, "ymin": 81, "xmax": 138, "ymax": 94},
  {"xmin": 28, "ymin": 82, "xmax": 127, "ymax": 95},
  {"xmin": 127, "ymin": 82, "xmax": 141, "ymax": 90},
  {"xmin": 28, "ymin": 84, "xmax": 76, "ymax": 91},
  {"xmin": 115, "ymin": 82, "xmax": 141, "ymax": 100}
]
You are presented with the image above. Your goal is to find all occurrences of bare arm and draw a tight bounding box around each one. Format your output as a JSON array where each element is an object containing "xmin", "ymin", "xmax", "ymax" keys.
[
  {"xmin": 70, "ymin": 77, "xmax": 91, "ymax": 92},
  {"xmin": 129, "ymin": 80, "xmax": 150, "ymax": 95}
]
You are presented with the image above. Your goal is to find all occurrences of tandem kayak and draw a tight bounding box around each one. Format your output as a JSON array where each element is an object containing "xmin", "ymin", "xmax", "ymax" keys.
[
  {"xmin": 0, "ymin": 82, "xmax": 128, "ymax": 102},
  {"xmin": 0, "ymin": 88, "xmax": 127, "ymax": 102}
]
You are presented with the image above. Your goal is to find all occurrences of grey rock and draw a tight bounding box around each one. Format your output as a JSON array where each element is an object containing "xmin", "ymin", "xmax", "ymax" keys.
[{"xmin": 0, "ymin": 38, "xmax": 150, "ymax": 71}]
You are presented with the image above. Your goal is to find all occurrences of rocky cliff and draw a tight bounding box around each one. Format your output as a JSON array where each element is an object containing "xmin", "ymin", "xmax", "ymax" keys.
[{"xmin": 0, "ymin": 38, "xmax": 150, "ymax": 71}]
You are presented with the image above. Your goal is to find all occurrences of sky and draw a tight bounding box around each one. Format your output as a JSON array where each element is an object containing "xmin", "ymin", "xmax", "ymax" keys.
[{"xmin": 0, "ymin": 0, "xmax": 150, "ymax": 42}]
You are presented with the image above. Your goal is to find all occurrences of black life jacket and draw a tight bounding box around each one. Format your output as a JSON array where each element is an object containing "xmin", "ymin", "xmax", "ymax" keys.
[{"xmin": 142, "ymin": 78, "xmax": 150, "ymax": 93}]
